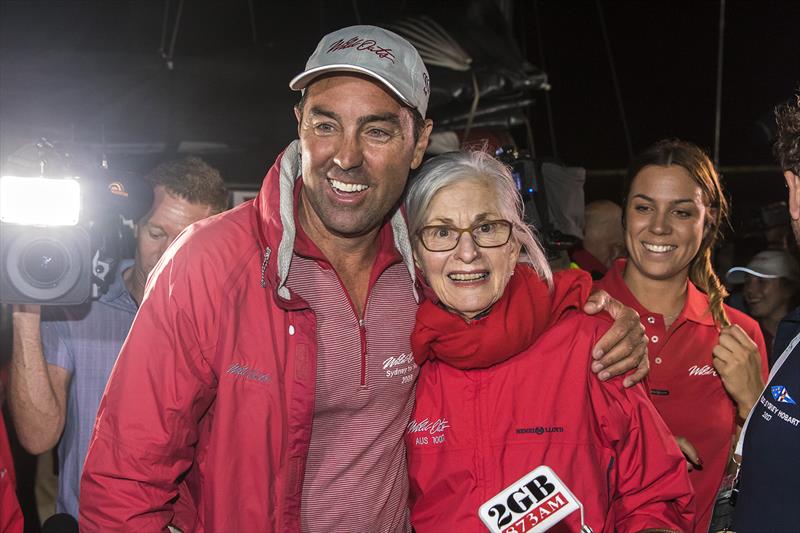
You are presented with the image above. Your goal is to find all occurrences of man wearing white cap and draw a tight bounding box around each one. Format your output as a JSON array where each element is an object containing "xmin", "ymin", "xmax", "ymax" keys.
[
  {"xmin": 734, "ymin": 94, "xmax": 800, "ymax": 531},
  {"xmin": 727, "ymin": 250, "xmax": 800, "ymax": 357},
  {"xmin": 79, "ymin": 25, "xmax": 647, "ymax": 531}
]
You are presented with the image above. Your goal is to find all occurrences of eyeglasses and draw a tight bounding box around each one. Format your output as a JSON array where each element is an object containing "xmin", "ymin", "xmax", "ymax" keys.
[{"xmin": 417, "ymin": 219, "xmax": 513, "ymax": 252}]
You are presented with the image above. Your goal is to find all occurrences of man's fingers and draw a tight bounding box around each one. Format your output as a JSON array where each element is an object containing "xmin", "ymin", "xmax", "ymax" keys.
[
  {"xmin": 594, "ymin": 332, "xmax": 638, "ymax": 366},
  {"xmin": 595, "ymin": 336, "xmax": 647, "ymax": 380},
  {"xmin": 584, "ymin": 289, "xmax": 610, "ymax": 315},
  {"xmin": 591, "ymin": 312, "xmax": 642, "ymax": 360},
  {"xmin": 622, "ymin": 354, "xmax": 650, "ymax": 388}
]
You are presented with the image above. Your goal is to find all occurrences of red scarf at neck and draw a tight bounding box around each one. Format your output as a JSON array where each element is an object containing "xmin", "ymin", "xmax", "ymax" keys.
[{"xmin": 411, "ymin": 264, "xmax": 592, "ymax": 370}]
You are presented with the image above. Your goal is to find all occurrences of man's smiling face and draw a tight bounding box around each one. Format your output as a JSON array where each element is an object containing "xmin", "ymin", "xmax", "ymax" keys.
[{"xmin": 295, "ymin": 74, "xmax": 429, "ymax": 240}]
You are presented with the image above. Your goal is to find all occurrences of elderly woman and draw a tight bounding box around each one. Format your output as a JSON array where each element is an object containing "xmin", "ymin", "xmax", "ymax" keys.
[{"xmin": 405, "ymin": 150, "xmax": 695, "ymax": 533}]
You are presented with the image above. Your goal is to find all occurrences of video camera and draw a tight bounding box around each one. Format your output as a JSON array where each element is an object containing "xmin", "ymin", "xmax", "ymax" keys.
[
  {"xmin": 494, "ymin": 146, "xmax": 584, "ymax": 254},
  {"xmin": 0, "ymin": 139, "xmax": 145, "ymax": 305}
]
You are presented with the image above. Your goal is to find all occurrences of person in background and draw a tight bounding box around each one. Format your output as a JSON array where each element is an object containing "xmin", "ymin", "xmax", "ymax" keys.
[
  {"xmin": 406, "ymin": 151, "xmax": 694, "ymax": 532},
  {"xmin": 8, "ymin": 157, "xmax": 228, "ymax": 521},
  {"xmin": 734, "ymin": 91, "xmax": 800, "ymax": 531},
  {"xmin": 78, "ymin": 25, "xmax": 649, "ymax": 532},
  {"xmin": 726, "ymin": 249, "xmax": 800, "ymax": 360},
  {"xmin": 595, "ymin": 138, "xmax": 768, "ymax": 533},
  {"xmin": 571, "ymin": 200, "xmax": 626, "ymax": 279}
]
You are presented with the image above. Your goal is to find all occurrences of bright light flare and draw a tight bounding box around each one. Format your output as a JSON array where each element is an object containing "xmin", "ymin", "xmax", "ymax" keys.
[{"xmin": 0, "ymin": 176, "xmax": 81, "ymax": 226}]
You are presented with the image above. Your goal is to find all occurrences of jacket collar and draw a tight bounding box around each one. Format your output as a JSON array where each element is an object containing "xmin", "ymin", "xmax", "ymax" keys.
[{"xmin": 253, "ymin": 140, "xmax": 418, "ymax": 302}]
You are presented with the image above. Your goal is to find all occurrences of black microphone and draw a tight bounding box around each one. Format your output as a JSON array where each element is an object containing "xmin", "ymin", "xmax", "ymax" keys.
[{"xmin": 41, "ymin": 513, "xmax": 79, "ymax": 533}]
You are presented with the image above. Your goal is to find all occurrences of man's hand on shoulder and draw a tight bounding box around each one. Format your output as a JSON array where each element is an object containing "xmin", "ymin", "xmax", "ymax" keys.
[{"xmin": 583, "ymin": 289, "xmax": 649, "ymax": 387}]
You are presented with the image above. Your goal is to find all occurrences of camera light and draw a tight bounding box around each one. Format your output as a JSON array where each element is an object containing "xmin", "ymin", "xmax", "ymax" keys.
[{"xmin": 0, "ymin": 176, "xmax": 81, "ymax": 226}]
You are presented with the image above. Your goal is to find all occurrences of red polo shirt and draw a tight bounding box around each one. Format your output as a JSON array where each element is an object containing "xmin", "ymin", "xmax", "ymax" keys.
[{"xmin": 596, "ymin": 259, "xmax": 767, "ymax": 533}]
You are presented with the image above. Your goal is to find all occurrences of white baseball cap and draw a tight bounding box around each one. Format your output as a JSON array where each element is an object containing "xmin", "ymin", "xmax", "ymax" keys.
[
  {"xmin": 726, "ymin": 250, "xmax": 800, "ymax": 284},
  {"xmin": 289, "ymin": 25, "xmax": 430, "ymax": 117}
]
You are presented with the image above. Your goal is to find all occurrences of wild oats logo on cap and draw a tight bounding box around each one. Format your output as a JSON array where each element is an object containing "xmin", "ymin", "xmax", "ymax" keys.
[
  {"xmin": 289, "ymin": 25, "xmax": 431, "ymax": 118},
  {"xmin": 326, "ymin": 36, "xmax": 397, "ymax": 63}
]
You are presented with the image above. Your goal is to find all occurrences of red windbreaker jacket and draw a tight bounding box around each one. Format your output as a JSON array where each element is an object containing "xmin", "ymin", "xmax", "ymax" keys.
[
  {"xmin": 408, "ymin": 311, "xmax": 696, "ymax": 532},
  {"xmin": 0, "ymin": 414, "xmax": 23, "ymax": 533},
  {"xmin": 79, "ymin": 142, "xmax": 420, "ymax": 532}
]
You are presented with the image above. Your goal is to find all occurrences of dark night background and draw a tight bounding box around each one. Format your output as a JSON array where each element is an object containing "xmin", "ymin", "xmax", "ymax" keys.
[{"xmin": 1, "ymin": 0, "xmax": 798, "ymax": 225}]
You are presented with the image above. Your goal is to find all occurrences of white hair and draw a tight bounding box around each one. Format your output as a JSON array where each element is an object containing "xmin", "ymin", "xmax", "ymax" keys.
[{"xmin": 405, "ymin": 150, "xmax": 553, "ymax": 288}]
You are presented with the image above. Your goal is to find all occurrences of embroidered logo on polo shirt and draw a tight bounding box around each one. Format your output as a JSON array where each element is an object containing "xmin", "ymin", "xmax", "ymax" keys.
[
  {"xmin": 407, "ymin": 417, "xmax": 449, "ymax": 446},
  {"xmin": 688, "ymin": 364, "xmax": 718, "ymax": 376},
  {"xmin": 771, "ymin": 385, "xmax": 797, "ymax": 405},
  {"xmin": 383, "ymin": 352, "xmax": 417, "ymax": 384}
]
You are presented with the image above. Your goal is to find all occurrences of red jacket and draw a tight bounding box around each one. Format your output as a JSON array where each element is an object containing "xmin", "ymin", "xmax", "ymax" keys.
[
  {"xmin": 0, "ymin": 414, "xmax": 23, "ymax": 533},
  {"xmin": 408, "ymin": 311, "xmax": 695, "ymax": 532},
  {"xmin": 79, "ymin": 142, "xmax": 419, "ymax": 532}
]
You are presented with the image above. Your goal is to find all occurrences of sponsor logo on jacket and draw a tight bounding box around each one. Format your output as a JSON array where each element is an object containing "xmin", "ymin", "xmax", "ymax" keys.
[
  {"xmin": 226, "ymin": 362, "xmax": 271, "ymax": 384},
  {"xmin": 407, "ymin": 417, "xmax": 449, "ymax": 445},
  {"xmin": 759, "ymin": 394, "xmax": 800, "ymax": 427},
  {"xmin": 516, "ymin": 426, "xmax": 564, "ymax": 435}
]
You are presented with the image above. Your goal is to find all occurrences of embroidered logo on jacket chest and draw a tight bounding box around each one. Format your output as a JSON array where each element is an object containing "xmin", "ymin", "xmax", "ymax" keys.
[{"xmin": 407, "ymin": 417, "xmax": 449, "ymax": 446}]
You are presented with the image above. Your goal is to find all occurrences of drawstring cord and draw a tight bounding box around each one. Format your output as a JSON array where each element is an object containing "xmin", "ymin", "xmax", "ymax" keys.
[{"xmin": 260, "ymin": 247, "xmax": 271, "ymax": 288}]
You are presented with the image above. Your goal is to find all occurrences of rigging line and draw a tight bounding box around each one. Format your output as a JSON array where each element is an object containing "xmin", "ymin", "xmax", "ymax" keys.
[
  {"xmin": 534, "ymin": 0, "xmax": 559, "ymax": 160},
  {"xmin": 158, "ymin": 0, "xmax": 171, "ymax": 57},
  {"xmin": 352, "ymin": 0, "xmax": 362, "ymax": 25},
  {"xmin": 713, "ymin": 0, "xmax": 726, "ymax": 167},
  {"xmin": 166, "ymin": 0, "xmax": 185, "ymax": 67},
  {"xmin": 247, "ymin": 0, "xmax": 259, "ymax": 45},
  {"xmin": 462, "ymin": 71, "xmax": 481, "ymax": 146},
  {"xmin": 595, "ymin": 0, "xmax": 634, "ymax": 162}
]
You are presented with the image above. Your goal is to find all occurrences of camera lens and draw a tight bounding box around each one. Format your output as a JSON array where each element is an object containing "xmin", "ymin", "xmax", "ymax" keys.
[{"xmin": 19, "ymin": 239, "xmax": 69, "ymax": 288}]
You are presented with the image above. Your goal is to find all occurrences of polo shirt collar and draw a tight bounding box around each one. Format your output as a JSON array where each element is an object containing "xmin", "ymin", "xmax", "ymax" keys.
[{"xmin": 604, "ymin": 258, "xmax": 714, "ymax": 327}]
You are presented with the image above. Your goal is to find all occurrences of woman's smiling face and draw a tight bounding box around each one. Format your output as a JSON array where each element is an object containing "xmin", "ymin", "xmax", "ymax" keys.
[
  {"xmin": 414, "ymin": 178, "xmax": 520, "ymax": 320},
  {"xmin": 624, "ymin": 164, "xmax": 710, "ymax": 283}
]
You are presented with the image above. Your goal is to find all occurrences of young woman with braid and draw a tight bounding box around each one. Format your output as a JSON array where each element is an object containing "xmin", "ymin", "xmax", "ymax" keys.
[{"xmin": 595, "ymin": 139, "xmax": 768, "ymax": 533}]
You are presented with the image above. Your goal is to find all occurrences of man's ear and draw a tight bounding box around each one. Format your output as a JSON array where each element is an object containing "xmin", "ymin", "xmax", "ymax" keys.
[
  {"xmin": 410, "ymin": 119, "xmax": 434, "ymax": 170},
  {"xmin": 785, "ymin": 170, "xmax": 800, "ymax": 221},
  {"xmin": 294, "ymin": 105, "xmax": 303, "ymax": 137}
]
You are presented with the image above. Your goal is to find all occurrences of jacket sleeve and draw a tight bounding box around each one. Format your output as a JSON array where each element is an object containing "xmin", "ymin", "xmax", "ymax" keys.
[
  {"xmin": 79, "ymin": 246, "xmax": 218, "ymax": 531},
  {"xmin": 0, "ymin": 415, "xmax": 24, "ymax": 533},
  {"xmin": 591, "ymin": 375, "xmax": 696, "ymax": 532}
]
